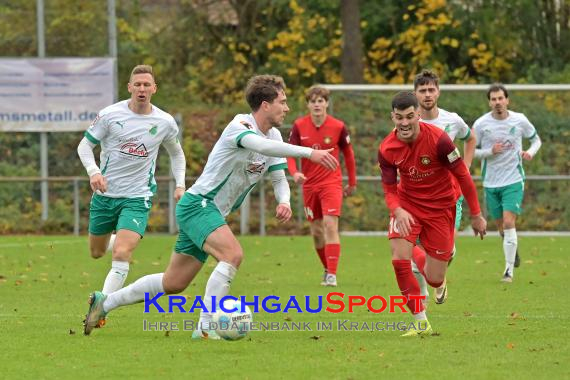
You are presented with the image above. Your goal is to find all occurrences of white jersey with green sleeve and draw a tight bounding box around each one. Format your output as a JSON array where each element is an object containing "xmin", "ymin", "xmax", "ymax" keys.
[
  {"xmin": 473, "ymin": 111, "xmax": 538, "ymax": 188},
  {"xmin": 188, "ymin": 113, "xmax": 287, "ymax": 217},
  {"xmin": 421, "ymin": 107, "xmax": 471, "ymax": 141},
  {"xmin": 84, "ymin": 100, "xmax": 179, "ymax": 198}
]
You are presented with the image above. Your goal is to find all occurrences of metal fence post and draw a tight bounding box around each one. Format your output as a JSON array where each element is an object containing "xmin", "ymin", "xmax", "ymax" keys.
[
  {"xmin": 73, "ymin": 178, "xmax": 80, "ymax": 235},
  {"xmin": 240, "ymin": 195, "xmax": 250, "ymax": 235},
  {"xmin": 259, "ymin": 178, "xmax": 266, "ymax": 236},
  {"xmin": 168, "ymin": 179, "xmax": 176, "ymax": 234}
]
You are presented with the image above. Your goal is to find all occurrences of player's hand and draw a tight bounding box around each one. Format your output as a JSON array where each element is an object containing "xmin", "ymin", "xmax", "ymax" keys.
[
  {"xmin": 173, "ymin": 187, "xmax": 185, "ymax": 201},
  {"xmin": 491, "ymin": 143, "xmax": 504, "ymax": 155},
  {"xmin": 89, "ymin": 173, "xmax": 107, "ymax": 193},
  {"xmin": 292, "ymin": 172, "xmax": 306, "ymax": 185},
  {"xmin": 275, "ymin": 203, "xmax": 292, "ymax": 223},
  {"xmin": 470, "ymin": 213, "xmax": 487, "ymax": 240},
  {"xmin": 309, "ymin": 148, "xmax": 338, "ymax": 170},
  {"xmin": 343, "ymin": 184, "xmax": 356, "ymax": 197},
  {"xmin": 521, "ymin": 151, "xmax": 533, "ymax": 161},
  {"xmin": 394, "ymin": 207, "xmax": 415, "ymax": 237}
]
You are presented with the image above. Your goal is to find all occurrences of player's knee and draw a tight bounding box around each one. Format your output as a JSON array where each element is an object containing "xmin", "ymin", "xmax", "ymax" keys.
[
  {"xmin": 226, "ymin": 249, "xmax": 243, "ymax": 268},
  {"xmin": 89, "ymin": 247, "xmax": 106, "ymax": 259},
  {"xmin": 426, "ymin": 276, "xmax": 445, "ymax": 288},
  {"xmin": 163, "ymin": 279, "xmax": 187, "ymax": 294},
  {"xmin": 111, "ymin": 248, "xmax": 132, "ymax": 262},
  {"xmin": 503, "ymin": 221, "xmax": 516, "ymax": 230}
]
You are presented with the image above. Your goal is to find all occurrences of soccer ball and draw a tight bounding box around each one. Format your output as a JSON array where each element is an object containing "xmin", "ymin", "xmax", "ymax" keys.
[{"xmin": 212, "ymin": 298, "xmax": 253, "ymax": 341}]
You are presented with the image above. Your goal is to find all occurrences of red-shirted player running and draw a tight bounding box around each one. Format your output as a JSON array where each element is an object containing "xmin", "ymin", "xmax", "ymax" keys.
[
  {"xmin": 378, "ymin": 92, "xmax": 487, "ymax": 336},
  {"xmin": 287, "ymin": 86, "xmax": 357, "ymax": 287}
]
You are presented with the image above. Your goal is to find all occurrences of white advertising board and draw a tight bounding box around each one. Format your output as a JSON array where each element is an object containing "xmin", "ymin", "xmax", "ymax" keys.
[{"xmin": 0, "ymin": 58, "xmax": 115, "ymax": 132}]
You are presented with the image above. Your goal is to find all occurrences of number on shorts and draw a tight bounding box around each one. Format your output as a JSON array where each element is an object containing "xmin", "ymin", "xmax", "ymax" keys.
[{"xmin": 389, "ymin": 217, "xmax": 400, "ymax": 234}]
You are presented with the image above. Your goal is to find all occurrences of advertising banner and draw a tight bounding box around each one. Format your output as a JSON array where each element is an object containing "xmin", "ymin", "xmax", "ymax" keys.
[{"xmin": 0, "ymin": 58, "xmax": 115, "ymax": 132}]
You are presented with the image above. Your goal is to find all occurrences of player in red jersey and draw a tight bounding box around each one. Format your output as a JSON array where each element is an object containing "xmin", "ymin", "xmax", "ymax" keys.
[
  {"xmin": 287, "ymin": 86, "xmax": 357, "ymax": 287},
  {"xmin": 378, "ymin": 92, "xmax": 487, "ymax": 336}
]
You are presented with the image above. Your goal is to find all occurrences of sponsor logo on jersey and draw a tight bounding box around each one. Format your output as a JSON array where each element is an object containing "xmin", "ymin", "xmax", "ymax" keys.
[
  {"xmin": 246, "ymin": 161, "xmax": 265, "ymax": 174},
  {"xmin": 407, "ymin": 166, "xmax": 434, "ymax": 181},
  {"xmin": 115, "ymin": 121, "xmax": 125, "ymax": 129},
  {"xmin": 240, "ymin": 121, "xmax": 253, "ymax": 130},
  {"xmin": 120, "ymin": 142, "xmax": 149, "ymax": 158},
  {"xmin": 420, "ymin": 155, "xmax": 431, "ymax": 165}
]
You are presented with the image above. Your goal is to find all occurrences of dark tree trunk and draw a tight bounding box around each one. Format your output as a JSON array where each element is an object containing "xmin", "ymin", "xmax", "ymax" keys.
[{"xmin": 340, "ymin": 0, "xmax": 364, "ymax": 83}]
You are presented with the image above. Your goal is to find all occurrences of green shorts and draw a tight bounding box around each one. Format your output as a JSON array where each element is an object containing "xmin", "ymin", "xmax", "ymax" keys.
[
  {"xmin": 174, "ymin": 193, "xmax": 227, "ymax": 263},
  {"xmin": 455, "ymin": 195, "xmax": 464, "ymax": 230},
  {"xmin": 484, "ymin": 182, "xmax": 524, "ymax": 220},
  {"xmin": 89, "ymin": 193, "xmax": 152, "ymax": 236}
]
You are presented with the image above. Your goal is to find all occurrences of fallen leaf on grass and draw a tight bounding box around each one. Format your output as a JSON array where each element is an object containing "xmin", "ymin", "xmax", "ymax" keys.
[
  {"xmin": 506, "ymin": 343, "xmax": 515, "ymax": 349},
  {"xmin": 69, "ymin": 329, "xmax": 76, "ymax": 335},
  {"xmin": 310, "ymin": 336, "xmax": 323, "ymax": 340}
]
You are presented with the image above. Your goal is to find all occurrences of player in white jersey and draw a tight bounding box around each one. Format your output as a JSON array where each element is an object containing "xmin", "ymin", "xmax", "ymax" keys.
[
  {"xmin": 473, "ymin": 84, "xmax": 541, "ymax": 283},
  {"xmin": 83, "ymin": 75, "xmax": 339, "ymax": 336},
  {"xmin": 413, "ymin": 70, "xmax": 477, "ymax": 305},
  {"xmin": 77, "ymin": 65, "xmax": 186, "ymax": 325}
]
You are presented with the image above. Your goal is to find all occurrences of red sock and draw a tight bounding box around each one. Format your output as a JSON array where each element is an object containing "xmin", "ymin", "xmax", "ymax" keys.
[
  {"xmin": 316, "ymin": 247, "xmax": 327, "ymax": 270},
  {"xmin": 325, "ymin": 243, "xmax": 341, "ymax": 275},
  {"xmin": 392, "ymin": 259, "xmax": 425, "ymax": 314},
  {"xmin": 412, "ymin": 246, "xmax": 443, "ymax": 288}
]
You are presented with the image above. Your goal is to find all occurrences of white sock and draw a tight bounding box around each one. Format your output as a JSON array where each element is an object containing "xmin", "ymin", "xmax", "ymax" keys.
[
  {"xmin": 411, "ymin": 260, "xmax": 429, "ymax": 301},
  {"xmin": 106, "ymin": 234, "xmax": 116, "ymax": 252},
  {"xmin": 198, "ymin": 262, "xmax": 237, "ymax": 331},
  {"xmin": 413, "ymin": 311, "xmax": 427, "ymax": 321},
  {"xmin": 104, "ymin": 273, "xmax": 164, "ymax": 313},
  {"xmin": 503, "ymin": 228, "xmax": 518, "ymax": 277},
  {"xmin": 102, "ymin": 260, "xmax": 130, "ymax": 295}
]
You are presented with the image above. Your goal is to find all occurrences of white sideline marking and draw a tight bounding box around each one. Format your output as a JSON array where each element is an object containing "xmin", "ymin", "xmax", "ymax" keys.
[{"xmin": 0, "ymin": 240, "xmax": 83, "ymax": 249}]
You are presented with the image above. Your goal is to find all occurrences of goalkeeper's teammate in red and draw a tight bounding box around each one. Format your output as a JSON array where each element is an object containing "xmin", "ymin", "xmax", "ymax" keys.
[
  {"xmin": 378, "ymin": 92, "xmax": 487, "ymax": 336},
  {"xmin": 287, "ymin": 86, "xmax": 357, "ymax": 287}
]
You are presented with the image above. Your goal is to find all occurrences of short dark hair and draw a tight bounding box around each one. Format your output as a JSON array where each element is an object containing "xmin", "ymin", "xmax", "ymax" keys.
[
  {"xmin": 130, "ymin": 65, "xmax": 154, "ymax": 82},
  {"xmin": 487, "ymin": 83, "xmax": 509, "ymax": 99},
  {"xmin": 305, "ymin": 85, "xmax": 330, "ymax": 102},
  {"xmin": 413, "ymin": 69, "xmax": 439, "ymax": 90},
  {"xmin": 245, "ymin": 75, "xmax": 286, "ymax": 112},
  {"xmin": 392, "ymin": 91, "xmax": 418, "ymax": 111}
]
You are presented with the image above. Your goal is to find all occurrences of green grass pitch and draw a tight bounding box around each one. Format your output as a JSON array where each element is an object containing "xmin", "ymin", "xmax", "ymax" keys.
[{"xmin": 1, "ymin": 235, "xmax": 568, "ymax": 379}]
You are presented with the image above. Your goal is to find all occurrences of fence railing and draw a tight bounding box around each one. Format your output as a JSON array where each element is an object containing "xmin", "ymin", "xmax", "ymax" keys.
[{"xmin": 1, "ymin": 174, "xmax": 569, "ymax": 235}]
